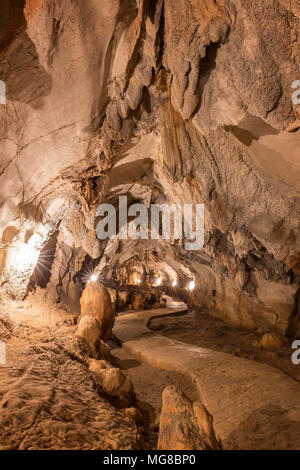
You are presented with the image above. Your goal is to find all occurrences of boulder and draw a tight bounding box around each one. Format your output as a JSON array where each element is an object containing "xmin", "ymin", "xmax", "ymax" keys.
[
  {"xmin": 80, "ymin": 282, "xmax": 115, "ymax": 342},
  {"xmin": 89, "ymin": 359, "xmax": 111, "ymax": 373},
  {"xmin": 97, "ymin": 366, "xmax": 135, "ymax": 408},
  {"xmin": 152, "ymin": 302, "xmax": 164, "ymax": 309},
  {"xmin": 76, "ymin": 315, "xmax": 101, "ymax": 352},
  {"xmin": 259, "ymin": 333, "xmax": 287, "ymax": 350},
  {"xmin": 88, "ymin": 358, "xmax": 134, "ymax": 407},
  {"xmin": 132, "ymin": 293, "xmax": 145, "ymax": 311},
  {"xmin": 124, "ymin": 407, "xmax": 144, "ymax": 425},
  {"xmin": 158, "ymin": 385, "xmax": 220, "ymax": 450},
  {"xmin": 117, "ymin": 291, "xmax": 130, "ymax": 310},
  {"xmin": 98, "ymin": 340, "xmax": 112, "ymax": 361}
]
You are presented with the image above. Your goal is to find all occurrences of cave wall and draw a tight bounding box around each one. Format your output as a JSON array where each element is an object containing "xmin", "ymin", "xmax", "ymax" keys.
[{"xmin": 0, "ymin": 0, "xmax": 299, "ymax": 336}]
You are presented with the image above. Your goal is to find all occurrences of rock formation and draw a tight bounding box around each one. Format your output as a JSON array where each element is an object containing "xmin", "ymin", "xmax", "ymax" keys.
[
  {"xmin": 80, "ymin": 282, "xmax": 115, "ymax": 342},
  {"xmin": 76, "ymin": 315, "xmax": 102, "ymax": 352},
  {"xmin": 158, "ymin": 385, "xmax": 220, "ymax": 450},
  {"xmin": 259, "ymin": 332, "xmax": 288, "ymax": 350},
  {"xmin": 0, "ymin": 0, "xmax": 298, "ymax": 337},
  {"xmin": 90, "ymin": 361, "xmax": 135, "ymax": 409}
]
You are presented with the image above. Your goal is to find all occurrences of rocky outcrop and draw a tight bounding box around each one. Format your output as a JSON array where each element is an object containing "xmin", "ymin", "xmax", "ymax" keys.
[
  {"xmin": 259, "ymin": 332, "xmax": 288, "ymax": 350},
  {"xmin": 158, "ymin": 385, "xmax": 220, "ymax": 450},
  {"xmin": 0, "ymin": 0, "xmax": 299, "ymax": 336},
  {"xmin": 80, "ymin": 282, "xmax": 115, "ymax": 342},
  {"xmin": 76, "ymin": 315, "xmax": 101, "ymax": 352},
  {"xmin": 89, "ymin": 360, "xmax": 135, "ymax": 409}
]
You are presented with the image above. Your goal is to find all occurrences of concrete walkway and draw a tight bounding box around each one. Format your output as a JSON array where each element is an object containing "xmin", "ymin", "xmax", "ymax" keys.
[{"xmin": 113, "ymin": 301, "xmax": 300, "ymax": 449}]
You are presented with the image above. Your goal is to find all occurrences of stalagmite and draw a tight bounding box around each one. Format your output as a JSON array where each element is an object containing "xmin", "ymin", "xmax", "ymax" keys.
[{"xmin": 80, "ymin": 282, "xmax": 115, "ymax": 343}]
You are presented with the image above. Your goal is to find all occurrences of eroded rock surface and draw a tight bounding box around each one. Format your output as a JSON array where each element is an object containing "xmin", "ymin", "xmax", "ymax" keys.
[
  {"xmin": 0, "ymin": 312, "xmax": 143, "ymax": 450},
  {"xmin": 80, "ymin": 282, "xmax": 115, "ymax": 342},
  {"xmin": 158, "ymin": 385, "xmax": 220, "ymax": 450},
  {"xmin": 76, "ymin": 315, "xmax": 102, "ymax": 352}
]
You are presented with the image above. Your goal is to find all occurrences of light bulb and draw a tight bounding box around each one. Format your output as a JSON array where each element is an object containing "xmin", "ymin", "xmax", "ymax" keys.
[
  {"xmin": 90, "ymin": 274, "xmax": 97, "ymax": 282},
  {"xmin": 172, "ymin": 279, "xmax": 177, "ymax": 287},
  {"xmin": 15, "ymin": 243, "xmax": 40, "ymax": 271},
  {"xmin": 188, "ymin": 280, "xmax": 195, "ymax": 291}
]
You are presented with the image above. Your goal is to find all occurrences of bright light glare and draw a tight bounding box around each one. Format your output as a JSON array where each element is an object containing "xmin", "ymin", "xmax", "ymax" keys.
[
  {"xmin": 15, "ymin": 243, "xmax": 40, "ymax": 270},
  {"xmin": 28, "ymin": 232, "xmax": 43, "ymax": 248},
  {"xmin": 188, "ymin": 280, "xmax": 195, "ymax": 291},
  {"xmin": 137, "ymin": 279, "xmax": 141, "ymax": 284},
  {"xmin": 156, "ymin": 277, "xmax": 162, "ymax": 286},
  {"xmin": 90, "ymin": 274, "xmax": 98, "ymax": 282},
  {"xmin": 172, "ymin": 279, "xmax": 177, "ymax": 287}
]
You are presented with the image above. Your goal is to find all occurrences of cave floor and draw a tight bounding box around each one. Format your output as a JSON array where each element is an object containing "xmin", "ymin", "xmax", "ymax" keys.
[
  {"xmin": 113, "ymin": 303, "xmax": 300, "ymax": 450},
  {"xmin": 0, "ymin": 300, "xmax": 143, "ymax": 450},
  {"xmin": 149, "ymin": 310, "xmax": 300, "ymax": 383},
  {"xmin": 1, "ymin": 297, "xmax": 300, "ymax": 450}
]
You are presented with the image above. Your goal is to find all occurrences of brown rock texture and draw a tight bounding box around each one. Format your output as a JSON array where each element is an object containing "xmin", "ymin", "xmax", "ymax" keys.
[
  {"xmin": 0, "ymin": 316, "xmax": 143, "ymax": 450},
  {"xmin": 158, "ymin": 385, "xmax": 220, "ymax": 450},
  {"xmin": 89, "ymin": 359, "xmax": 135, "ymax": 408},
  {"xmin": 259, "ymin": 332, "xmax": 288, "ymax": 350},
  {"xmin": 76, "ymin": 315, "xmax": 102, "ymax": 352},
  {"xmin": 80, "ymin": 282, "xmax": 115, "ymax": 342},
  {"xmin": 98, "ymin": 367, "xmax": 135, "ymax": 408},
  {"xmin": 24, "ymin": 0, "xmax": 44, "ymax": 21}
]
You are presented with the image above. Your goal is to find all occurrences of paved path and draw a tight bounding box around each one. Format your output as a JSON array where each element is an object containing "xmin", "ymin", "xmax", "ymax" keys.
[{"xmin": 114, "ymin": 300, "xmax": 300, "ymax": 449}]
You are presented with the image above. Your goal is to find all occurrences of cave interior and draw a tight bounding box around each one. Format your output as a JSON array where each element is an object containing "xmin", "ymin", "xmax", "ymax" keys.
[{"xmin": 0, "ymin": 0, "xmax": 299, "ymax": 452}]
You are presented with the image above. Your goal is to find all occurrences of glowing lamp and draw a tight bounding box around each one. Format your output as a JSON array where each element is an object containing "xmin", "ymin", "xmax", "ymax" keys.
[
  {"xmin": 172, "ymin": 279, "xmax": 177, "ymax": 287},
  {"xmin": 90, "ymin": 274, "xmax": 98, "ymax": 283},
  {"xmin": 188, "ymin": 280, "xmax": 195, "ymax": 291},
  {"xmin": 15, "ymin": 243, "xmax": 40, "ymax": 271},
  {"xmin": 156, "ymin": 277, "xmax": 162, "ymax": 286}
]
